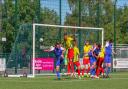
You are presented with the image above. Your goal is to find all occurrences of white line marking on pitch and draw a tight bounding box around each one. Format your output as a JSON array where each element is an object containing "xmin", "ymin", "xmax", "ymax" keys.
[
  {"xmin": 0, "ymin": 77, "xmax": 128, "ymax": 83},
  {"xmin": 53, "ymin": 78, "xmax": 128, "ymax": 83}
]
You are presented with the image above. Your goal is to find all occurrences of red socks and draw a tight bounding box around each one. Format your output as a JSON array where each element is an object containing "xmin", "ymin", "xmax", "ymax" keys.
[
  {"xmin": 67, "ymin": 61, "xmax": 74, "ymax": 74},
  {"xmin": 87, "ymin": 67, "xmax": 90, "ymax": 74}
]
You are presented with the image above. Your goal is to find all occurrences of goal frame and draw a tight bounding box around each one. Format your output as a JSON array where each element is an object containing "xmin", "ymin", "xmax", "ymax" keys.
[{"xmin": 32, "ymin": 23, "xmax": 104, "ymax": 78}]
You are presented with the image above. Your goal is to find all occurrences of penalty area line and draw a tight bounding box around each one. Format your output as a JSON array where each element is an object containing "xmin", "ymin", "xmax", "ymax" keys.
[{"xmin": 53, "ymin": 78, "xmax": 128, "ymax": 82}]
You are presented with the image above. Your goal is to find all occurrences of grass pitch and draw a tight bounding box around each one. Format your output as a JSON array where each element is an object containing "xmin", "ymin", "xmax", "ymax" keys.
[{"xmin": 0, "ymin": 72, "xmax": 128, "ymax": 89}]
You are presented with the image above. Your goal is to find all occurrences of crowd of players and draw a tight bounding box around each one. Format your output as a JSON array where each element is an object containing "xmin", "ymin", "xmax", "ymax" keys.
[{"xmin": 45, "ymin": 34, "xmax": 113, "ymax": 80}]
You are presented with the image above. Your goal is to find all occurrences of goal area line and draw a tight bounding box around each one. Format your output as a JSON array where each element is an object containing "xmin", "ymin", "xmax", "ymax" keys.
[{"xmin": 6, "ymin": 72, "xmax": 127, "ymax": 78}]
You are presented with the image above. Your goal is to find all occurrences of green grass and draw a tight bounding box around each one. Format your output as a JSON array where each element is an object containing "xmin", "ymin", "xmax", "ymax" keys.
[{"xmin": 0, "ymin": 72, "xmax": 128, "ymax": 89}]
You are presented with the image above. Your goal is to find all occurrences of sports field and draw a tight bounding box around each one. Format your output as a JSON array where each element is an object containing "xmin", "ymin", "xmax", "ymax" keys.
[{"xmin": 0, "ymin": 72, "xmax": 127, "ymax": 89}]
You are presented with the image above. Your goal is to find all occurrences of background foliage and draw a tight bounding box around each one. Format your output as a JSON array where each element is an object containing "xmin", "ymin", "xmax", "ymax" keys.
[{"xmin": 0, "ymin": 0, "xmax": 128, "ymax": 54}]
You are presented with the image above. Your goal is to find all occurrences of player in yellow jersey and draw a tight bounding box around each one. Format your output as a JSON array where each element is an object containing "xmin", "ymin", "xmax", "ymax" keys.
[
  {"xmin": 73, "ymin": 41, "xmax": 81, "ymax": 79},
  {"xmin": 64, "ymin": 33, "xmax": 74, "ymax": 49},
  {"xmin": 82, "ymin": 41, "xmax": 92, "ymax": 77}
]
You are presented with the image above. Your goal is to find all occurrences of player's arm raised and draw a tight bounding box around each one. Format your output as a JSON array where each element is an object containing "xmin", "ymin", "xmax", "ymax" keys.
[{"xmin": 44, "ymin": 46, "xmax": 55, "ymax": 52}]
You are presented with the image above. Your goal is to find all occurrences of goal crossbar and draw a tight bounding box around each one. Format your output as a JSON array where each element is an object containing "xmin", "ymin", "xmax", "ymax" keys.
[
  {"xmin": 33, "ymin": 23, "xmax": 103, "ymax": 30},
  {"xmin": 32, "ymin": 23, "xmax": 104, "ymax": 77}
]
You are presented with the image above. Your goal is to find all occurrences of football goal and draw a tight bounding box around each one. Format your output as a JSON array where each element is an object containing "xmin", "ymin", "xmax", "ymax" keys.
[
  {"xmin": 32, "ymin": 23, "xmax": 104, "ymax": 77},
  {"xmin": 4, "ymin": 23, "xmax": 104, "ymax": 78}
]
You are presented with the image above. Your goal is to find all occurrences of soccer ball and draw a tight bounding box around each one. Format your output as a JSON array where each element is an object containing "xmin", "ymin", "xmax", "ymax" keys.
[{"xmin": 39, "ymin": 38, "xmax": 43, "ymax": 42}]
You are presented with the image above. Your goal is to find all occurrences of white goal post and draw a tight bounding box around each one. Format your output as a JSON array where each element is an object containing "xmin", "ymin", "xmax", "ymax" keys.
[{"xmin": 32, "ymin": 23, "xmax": 104, "ymax": 77}]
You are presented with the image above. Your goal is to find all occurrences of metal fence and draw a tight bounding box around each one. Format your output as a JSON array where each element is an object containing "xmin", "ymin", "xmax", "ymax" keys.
[{"xmin": 113, "ymin": 44, "xmax": 128, "ymax": 71}]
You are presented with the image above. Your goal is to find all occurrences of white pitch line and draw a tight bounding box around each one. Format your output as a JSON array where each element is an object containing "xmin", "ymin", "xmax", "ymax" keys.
[
  {"xmin": 34, "ymin": 73, "xmax": 128, "ymax": 77},
  {"xmin": 53, "ymin": 78, "xmax": 128, "ymax": 83},
  {"xmin": 110, "ymin": 74, "xmax": 128, "ymax": 75},
  {"xmin": 0, "ymin": 77, "xmax": 128, "ymax": 83}
]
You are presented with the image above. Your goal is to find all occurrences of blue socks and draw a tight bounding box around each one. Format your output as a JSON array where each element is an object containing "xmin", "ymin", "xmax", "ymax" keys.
[
  {"xmin": 90, "ymin": 68, "xmax": 93, "ymax": 75},
  {"xmin": 106, "ymin": 67, "xmax": 111, "ymax": 76},
  {"xmin": 92, "ymin": 69, "xmax": 95, "ymax": 76},
  {"xmin": 56, "ymin": 71, "xmax": 60, "ymax": 79},
  {"xmin": 90, "ymin": 68, "xmax": 95, "ymax": 76},
  {"xmin": 90, "ymin": 69, "xmax": 93, "ymax": 75}
]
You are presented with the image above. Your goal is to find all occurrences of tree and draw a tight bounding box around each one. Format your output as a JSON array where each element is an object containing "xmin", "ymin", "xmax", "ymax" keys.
[
  {"xmin": 65, "ymin": 0, "xmax": 128, "ymax": 44},
  {"xmin": 1, "ymin": 0, "xmax": 60, "ymax": 54}
]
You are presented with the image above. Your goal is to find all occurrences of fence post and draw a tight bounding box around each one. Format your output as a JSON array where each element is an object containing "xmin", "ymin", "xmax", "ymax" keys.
[
  {"xmin": 14, "ymin": 0, "xmax": 18, "ymax": 74},
  {"xmin": 59, "ymin": 0, "xmax": 62, "ymax": 42},
  {"xmin": 78, "ymin": 0, "xmax": 82, "ymax": 56},
  {"xmin": 113, "ymin": 0, "xmax": 117, "ymax": 72},
  {"xmin": 96, "ymin": 0, "xmax": 100, "ymax": 43}
]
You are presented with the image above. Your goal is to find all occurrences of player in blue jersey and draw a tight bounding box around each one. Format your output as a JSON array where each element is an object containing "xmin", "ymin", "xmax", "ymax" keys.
[
  {"xmin": 104, "ymin": 40, "xmax": 112, "ymax": 78},
  {"xmin": 93, "ymin": 44, "xmax": 101, "ymax": 78},
  {"xmin": 44, "ymin": 42, "xmax": 65, "ymax": 80},
  {"xmin": 88, "ymin": 48, "xmax": 96, "ymax": 78},
  {"xmin": 88, "ymin": 43, "xmax": 100, "ymax": 78}
]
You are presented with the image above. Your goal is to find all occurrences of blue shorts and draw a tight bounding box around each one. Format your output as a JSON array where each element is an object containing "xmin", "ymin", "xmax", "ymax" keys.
[
  {"xmin": 90, "ymin": 57, "xmax": 96, "ymax": 66},
  {"xmin": 104, "ymin": 55, "xmax": 111, "ymax": 63},
  {"xmin": 56, "ymin": 56, "xmax": 63, "ymax": 66}
]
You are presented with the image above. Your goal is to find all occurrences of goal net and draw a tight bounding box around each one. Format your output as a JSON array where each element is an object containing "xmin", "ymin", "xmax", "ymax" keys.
[
  {"xmin": 32, "ymin": 23, "xmax": 104, "ymax": 77},
  {"xmin": 4, "ymin": 23, "xmax": 104, "ymax": 78}
]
